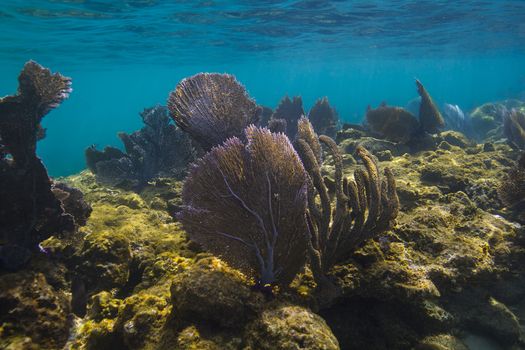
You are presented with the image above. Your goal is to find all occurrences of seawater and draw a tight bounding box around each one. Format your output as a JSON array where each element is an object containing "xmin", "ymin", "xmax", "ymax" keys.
[{"xmin": 1, "ymin": 1, "xmax": 525, "ymax": 176}]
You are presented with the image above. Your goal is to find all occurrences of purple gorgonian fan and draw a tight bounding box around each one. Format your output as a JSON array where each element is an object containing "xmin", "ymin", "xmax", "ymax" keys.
[
  {"xmin": 167, "ymin": 73, "xmax": 261, "ymax": 151},
  {"xmin": 178, "ymin": 126, "xmax": 308, "ymax": 286}
]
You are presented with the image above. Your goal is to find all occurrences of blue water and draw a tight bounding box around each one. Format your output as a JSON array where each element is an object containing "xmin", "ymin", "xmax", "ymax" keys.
[{"xmin": 1, "ymin": 1, "xmax": 525, "ymax": 176}]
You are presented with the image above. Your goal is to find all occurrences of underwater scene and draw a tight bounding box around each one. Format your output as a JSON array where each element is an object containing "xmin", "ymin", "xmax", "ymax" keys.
[{"xmin": 2, "ymin": 1, "xmax": 525, "ymax": 350}]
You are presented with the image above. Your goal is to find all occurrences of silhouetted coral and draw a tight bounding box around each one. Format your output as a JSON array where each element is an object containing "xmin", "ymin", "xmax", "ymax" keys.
[
  {"xmin": 0, "ymin": 61, "xmax": 78, "ymax": 269},
  {"xmin": 167, "ymin": 73, "xmax": 261, "ymax": 150},
  {"xmin": 503, "ymin": 109, "xmax": 525, "ymax": 149},
  {"xmin": 259, "ymin": 105, "xmax": 273, "ymax": 126},
  {"xmin": 178, "ymin": 126, "xmax": 308, "ymax": 286},
  {"xmin": 366, "ymin": 105, "xmax": 419, "ymax": 143},
  {"xmin": 416, "ymin": 79, "xmax": 445, "ymax": 134},
  {"xmin": 364, "ymin": 80, "xmax": 443, "ymax": 146},
  {"xmin": 295, "ymin": 118, "xmax": 399, "ymax": 291},
  {"xmin": 498, "ymin": 153, "xmax": 525, "ymax": 219},
  {"xmin": 271, "ymin": 95, "xmax": 304, "ymax": 139},
  {"xmin": 308, "ymin": 97, "xmax": 339, "ymax": 138},
  {"xmin": 86, "ymin": 105, "xmax": 195, "ymax": 188}
]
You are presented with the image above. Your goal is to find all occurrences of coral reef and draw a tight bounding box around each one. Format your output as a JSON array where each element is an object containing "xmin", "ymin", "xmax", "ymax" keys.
[
  {"xmin": 5, "ymin": 135, "xmax": 523, "ymax": 350},
  {"xmin": 178, "ymin": 126, "xmax": 308, "ymax": 286},
  {"xmin": 86, "ymin": 105, "xmax": 195, "ymax": 188},
  {"xmin": 167, "ymin": 73, "xmax": 261, "ymax": 150},
  {"xmin": 0, "ymin": 61, "xmax": 86, "ymax": 270},
  {"xmin": 295, "ymin": 118, "xmax": 399, "ymax": 296},
  {"xmin": 4, "ymin": 68, "xmax": 525, "ymax": 350},
  {"xmin": 270, "ymin": 95, "xmax": 304, "ymax": 139},
  {"xmin": 308, "ymin": 97, "xmax": 339, "ymax": 138}
]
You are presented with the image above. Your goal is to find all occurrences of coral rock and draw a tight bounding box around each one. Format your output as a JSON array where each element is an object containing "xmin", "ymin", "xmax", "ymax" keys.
[
  {"xmin": 0, "ymin": 271, "xmax": 70, "ymax": 350},
  {"xmin": 366, "ymin": 105, "xmax": 419, "ymax": 143},
  {"xmin": 245, "ymin": 303, "xmax": 340, "ymax": 350},
  {"xmin": 0, "ymin": 61, "xmax": 77, "ymax": 269},
  {"xmin": 170, "ymin": 266, "xmax": 262, "ymax": 328}
]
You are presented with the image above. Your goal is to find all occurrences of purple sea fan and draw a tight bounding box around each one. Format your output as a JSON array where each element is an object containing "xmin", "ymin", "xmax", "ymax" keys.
[
  {"xmin": 178, "ymin": 126, "xmax": 309, "ymax": 286},
  {"xmin": 167, "ymin": 73, "xmax": 261, "ymax": 151}
]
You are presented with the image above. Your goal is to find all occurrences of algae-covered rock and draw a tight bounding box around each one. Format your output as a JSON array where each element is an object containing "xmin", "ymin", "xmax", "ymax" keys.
[
  {"xmin": 170, "ymin": 261, "xmax": 264, "ymax": 328},
  {"xmin": 114, "ymin": 292, "xmax": 172, "ymax": 349},
  {"xmin": 0, "ymin": 271, "xmax": 70, "ymax": 350},
  {"xmin": 75, "ymin": 230, "xmax": 132, "ymax": 294},
  {"xmin": 175, "ymin": 326, "xmax": 225, "ymax": 350},
  {"xmin": 415, "ymin": 334, "xmax": 468, "ymax": 350},
  {"xmin": 245, "ymin": 303, "xmax": 340, "ymax": 350}
]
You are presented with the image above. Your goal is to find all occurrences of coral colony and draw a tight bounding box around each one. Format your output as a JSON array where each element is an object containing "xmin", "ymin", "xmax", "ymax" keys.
[{"xmin": 2, "ymin": 61, "xmax": 525, "ymax": 350}]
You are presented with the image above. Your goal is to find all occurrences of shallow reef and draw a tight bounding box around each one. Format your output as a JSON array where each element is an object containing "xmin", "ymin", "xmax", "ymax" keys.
[
  {"xmin": 2, "ymin": 66, "xmax": 525, "ymax": 350},
  {"xmin": 2, "ymin": 131, "xmax": 524, "ymax": 350}
]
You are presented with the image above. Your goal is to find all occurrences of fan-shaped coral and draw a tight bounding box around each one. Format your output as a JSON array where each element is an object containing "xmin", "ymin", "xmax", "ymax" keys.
[
  {"xmin": 308, "ymin": 97, "xmax": 339, "ymax": 138},
  {"xmin": 167, "ymin": 73, "xmax": 261, "ymax": 150},
  {"xmin": 503, "ymin": 109, "xmax": 525, "ymax": 149},
  {"xmin": 271, "ymin": 95, "xmax": 305, "ymax": 139},
  {"xmin": 178, "ymin": 126, "xmax": 308, "ymax": 286}
]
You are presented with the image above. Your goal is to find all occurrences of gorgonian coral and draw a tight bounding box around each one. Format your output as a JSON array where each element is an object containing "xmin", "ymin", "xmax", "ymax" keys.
[
  {"xmin": 308, "ymin": 97, "xmax": 339, "ymax": 138},
  {"xmin": 178, "ymin": 126, "xmax": 308, "ymax": 286},
  {"xmin": 167, "ymin": 73, "xmax": 261, "ymax": 151},
  {"xmin": 0, "ymin": 61, "xmax": 85, "ymax": 269},
  {"xmin": 270, "ymin": 95, "xmax": 305, "ymax": 139},
  {"xmin": 416, "ymin": 79, "xmax": 445, "ymax": 134},
  {"xmin": 295, "ymin": 118, "xmax": 399, "ymax": 288},
  {"xmin": 503, "ymin": 109, "xmax": 525, "ymax": 149},
  {"xmin": 86, "ymin": 105, "xmax": 195, "ymax": 188}
]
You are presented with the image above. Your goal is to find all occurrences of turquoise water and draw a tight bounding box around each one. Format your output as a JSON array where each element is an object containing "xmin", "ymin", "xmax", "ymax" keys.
[{"xmin": 1, "ymin": 1, "xmax": 525, "ymax": 176}]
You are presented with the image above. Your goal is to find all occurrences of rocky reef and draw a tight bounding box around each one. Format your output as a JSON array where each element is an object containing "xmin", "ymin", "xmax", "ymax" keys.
[{"xmin": 2, "ymin": 68, "xmax": 525, "ymax": 350}]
